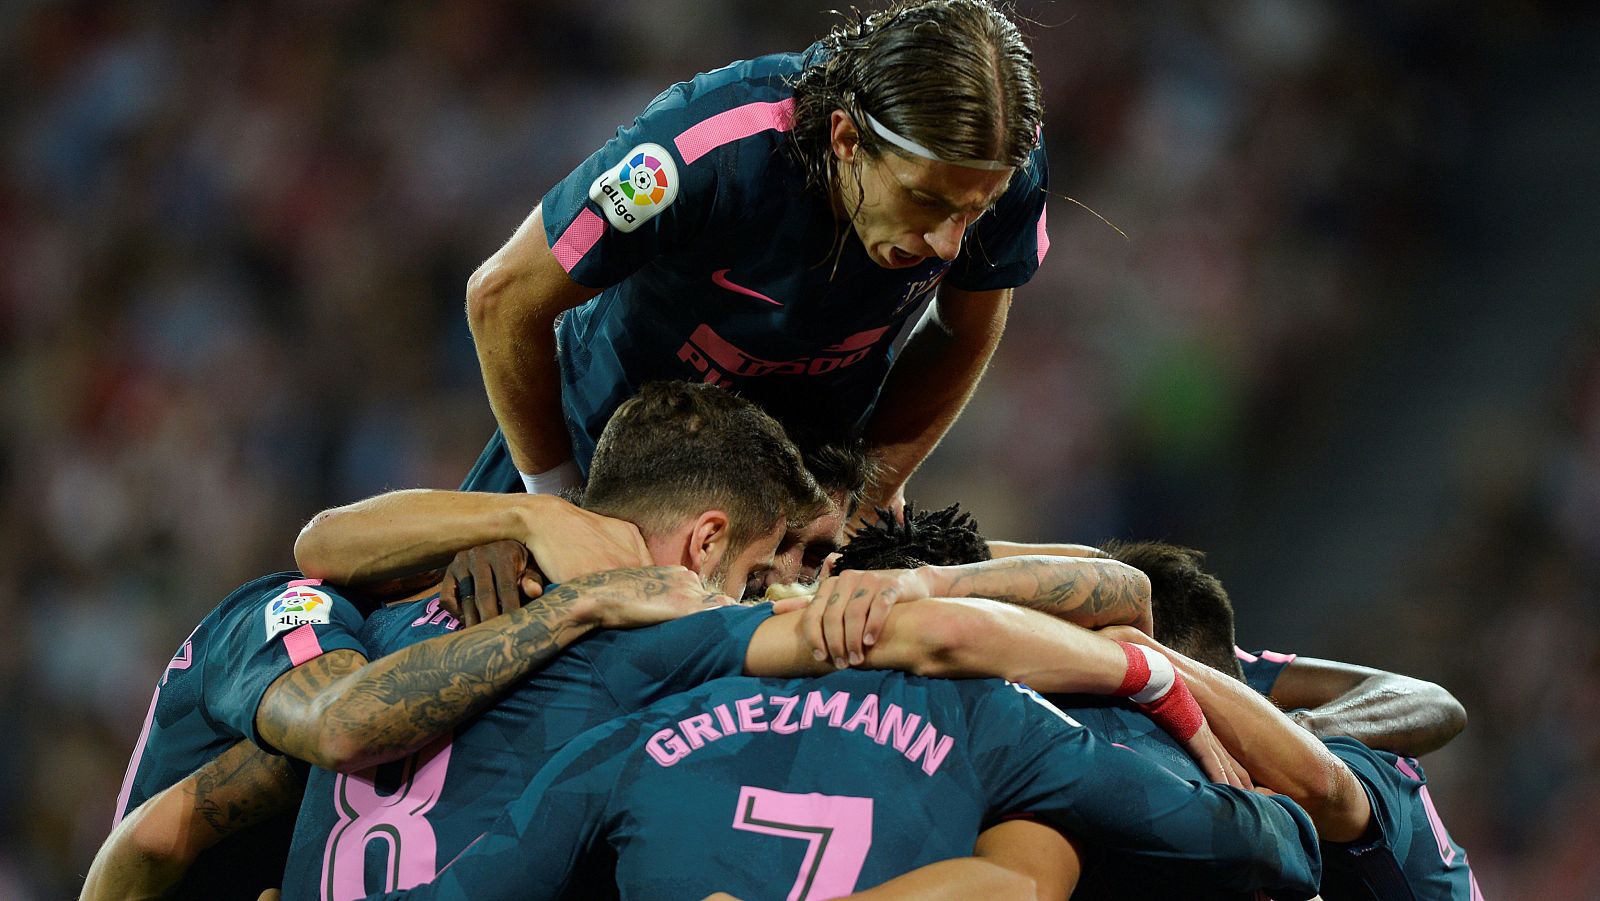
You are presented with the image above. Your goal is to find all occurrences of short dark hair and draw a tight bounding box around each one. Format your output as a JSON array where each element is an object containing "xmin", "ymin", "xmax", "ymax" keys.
[
  {"xmin": 790, "ymin": 0, "xmax": 1043, "ymax": 198},
  {"xmin": 1101, "ymin": 541, "xmax": 1245, "ymax": 681},
  {"xmin": 584, "ymin": 382, "xmax": 830, "ymax": 553},
  {"xmin": 791, "ymin": 435, "xmax": 880, "ymax": 519},
  {"xmin": 836, "ymin": 502, "xmax": 992, "ymax": 571}
]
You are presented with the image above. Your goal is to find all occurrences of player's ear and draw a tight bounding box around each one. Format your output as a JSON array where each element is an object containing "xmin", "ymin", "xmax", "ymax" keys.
[
  {"xmin": 686, "ymin": 510, "xmax": 732, "ymax": 577},
  {"xmin": 830, "ymin": 110, "xmax": 861, "ymax": 163}
]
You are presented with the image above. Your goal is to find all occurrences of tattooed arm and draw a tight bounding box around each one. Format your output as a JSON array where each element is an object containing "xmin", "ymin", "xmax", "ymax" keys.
[
  {"xmin": 798, "ymin": 555, "xmax": 1152, "ymax": 669},
  {"xmin": 257, "ymin": 567, "xmax": 716, "ymax": 772},
  {"xmin": 81, "ymin": 741, "xmax": 300, "ymax": 901}
]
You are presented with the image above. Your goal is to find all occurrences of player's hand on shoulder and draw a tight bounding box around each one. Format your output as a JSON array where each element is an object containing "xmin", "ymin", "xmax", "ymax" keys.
[
  {"xmin": 440, "ymin": 539, "xmax": 545, "ymax": 627},
  {"xmin": 568, "ymin": 565, "xmax": 733, "ymax": 630},
  {"xmin": 802, "ymin": 555, "xmax": 934, "ymax": 669},
  {"xmin": 522, "ymin": 498, "xmax": 651, "ymax": 582}
]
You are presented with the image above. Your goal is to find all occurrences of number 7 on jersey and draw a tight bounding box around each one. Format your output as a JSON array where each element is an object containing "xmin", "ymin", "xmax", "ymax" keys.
[{"xmin": 730, "ymin": 786, "xmax": 873, "ymax": 901}]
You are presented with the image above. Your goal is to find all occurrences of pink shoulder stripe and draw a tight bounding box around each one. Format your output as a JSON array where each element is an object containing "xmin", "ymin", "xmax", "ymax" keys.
[
  {"xmin": 552, "ymin": 208, "xmax": 606, "ymax": 273},
  {"xmin": 282, "ymin": 623, "xmax": 326, "ymax": 667},
  {"xmin": 674, "ymin": 98, "xmax": 796, "ymax": 165},
  {"xmin": 1036, "ymin": 203, "xmax": 1050, "ymax": 266},
  {"xmin": 286, "ymin": 577, "xmax": 322, "ymax": 588},
  {"xmin": 1259, "ymin": 649, "xmax": 1297, "ymax": 664},
  {"xmin": 1233, "ymin": 646, "xmax": 1258, "ymax": 663}
]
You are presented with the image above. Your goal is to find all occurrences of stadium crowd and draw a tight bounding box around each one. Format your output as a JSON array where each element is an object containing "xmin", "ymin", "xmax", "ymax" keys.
[{"xmin": 0, "ymin": 0, "xmax": 1594, "ymax": 897}]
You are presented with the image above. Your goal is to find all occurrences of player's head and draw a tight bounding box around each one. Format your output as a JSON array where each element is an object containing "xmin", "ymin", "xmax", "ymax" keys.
[
  {"xmin": 1102, "ymin": 541, "xmax": 1246, "ymax": 681},
  {"xmin": 584, "ymin": 381, "xmax": 831, "ymax": 597},
  {"xmin": 791, "ymin": 0, "xmax": 1043, "ymax": 268},
  {"xmin": 835, "ymin": 502, "xmax": 993, "ymax": 571},
  {"xmin": 757, "ymin": 438, "xmax": 882, "ymax": 591}
]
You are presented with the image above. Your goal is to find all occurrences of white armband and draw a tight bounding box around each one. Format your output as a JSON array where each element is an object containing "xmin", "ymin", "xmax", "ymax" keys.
[{"xmin": 519, "ymin": 459, "xmax": 581, "ymax": 495}]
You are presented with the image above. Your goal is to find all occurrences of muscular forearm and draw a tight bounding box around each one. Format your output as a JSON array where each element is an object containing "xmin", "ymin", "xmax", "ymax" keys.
[
  {"xmin": 1292, "ymin": 675, "xmax": 1467, "ymax": 756},
  {"xmin": 83, "ymin": 742, "xmax": 299, "ymax": 901},
  {"xmin": 467, "ymin": 203, "xmax": 596, "ymax": 473},
  {"xmin": 863, "ymin": 288, "xmax": 1010, "ymax": 500},
  {"xmin": 1157, "ymin": 646, "xmax": 1369, "ymax": 842},
  {"xmin": 987, "ymin": 540, "xmax": 1105, "ymax": 559},
  {"xmin": 869, "ymin": 598, "xmax": 1130, "ymax": 693},
  {"xmin": 264, "ymin": 584, "xmax": 604, "ymax": 772},
  {"xmin": 295, "ymin": 490, "xmax": 547, "ymax": 584},
  {"xmin": 924, "ymin": 555, "xmax": 1152, "ymax": 632}
]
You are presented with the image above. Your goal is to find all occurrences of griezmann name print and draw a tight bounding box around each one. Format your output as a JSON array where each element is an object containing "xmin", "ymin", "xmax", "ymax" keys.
[{"xmin": 644, "ymin": 689, "xmax": 955, "ymax": 776}]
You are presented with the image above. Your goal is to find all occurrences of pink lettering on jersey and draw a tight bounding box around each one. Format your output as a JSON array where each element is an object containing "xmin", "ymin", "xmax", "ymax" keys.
[
  {"xmin": 646, "ymin": 728, "xmax": 691, "ymax": 766},
  {"xmin": 1036, "ymin": 203, "xmax": 1050, "ymax": 266},
  {"xmin": 800, "ymin": 691, "xmax": 850, "ymax": 730},
  {"xmin": 674, "ymin": 98, "xmax": 796, "ymax": 165},
  {"xmin": 874, "ymin": 704, "xmax": 922, "ymax": 753},
  {"xmin": 841, "ymin": 693, "xmax": 880, "ymax": 740},
  {"xmin": 736, "ymin": 694, "xmax": 770, "ymax": 732},
  {"xmin": 769, "ymin": 695, "xmax": 801, "ymax": 734},
  {"xmin": 410, "ymin": 598, "xmax": 460, "ymax": 631},
  {"xmin": 552, "ymin": 208, "xmax": 606, "ymax": 273},
  {"xmin": 906, "ymin": 723, "xmax": 955, "ymax": 776},
  {"xmin": 282, "ymin": 623, "xmax": 326, "ymax": 667},
  {"xmin": 713, "ymin": 703, "xmax": 739, "ymax": 734},
  {"xmin": 680, "ymin": 713, "xmax": 722, "ymax": 749},
  {"xmin": 676, "ymin": 323, "xmax": 890, "ymax": 387}
]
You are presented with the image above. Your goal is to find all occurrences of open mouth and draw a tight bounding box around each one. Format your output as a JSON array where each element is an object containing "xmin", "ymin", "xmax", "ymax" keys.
[{"xmin": 886, "ymin": 247, "xmax": 922, "ymax": 267}]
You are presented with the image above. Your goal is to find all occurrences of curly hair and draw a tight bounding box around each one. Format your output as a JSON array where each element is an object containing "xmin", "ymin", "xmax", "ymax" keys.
[{"xmin": 836, "ymin": 502, "xmax": 993, "ymax": 571}]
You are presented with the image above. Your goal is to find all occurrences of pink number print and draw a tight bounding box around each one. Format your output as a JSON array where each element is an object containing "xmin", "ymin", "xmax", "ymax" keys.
[
  {"xmin": 730, "ymin": 786, "xmax": 873, "ymax": 901},
  {"xmin": 321, "ymin": 735, "xmax": 453, "ymax": 901}
]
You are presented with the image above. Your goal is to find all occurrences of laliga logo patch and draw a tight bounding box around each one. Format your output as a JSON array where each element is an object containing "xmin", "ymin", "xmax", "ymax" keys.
[
  {"xmin": 589, "ymin": 142, "xmax": 679, "ymax": 233},
  {"xmin": 264, "ymin": 586, "xmax": 333, "ymax": 640}
]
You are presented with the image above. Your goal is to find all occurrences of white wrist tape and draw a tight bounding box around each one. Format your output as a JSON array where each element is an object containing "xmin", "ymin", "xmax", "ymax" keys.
[
  {"xmin": 519, "ymin": 459, "xmax": 581, "ymax": 495},
  {"xmin": 1129, "ymin": 645, "xmax": 1177, "ymax": 704}
]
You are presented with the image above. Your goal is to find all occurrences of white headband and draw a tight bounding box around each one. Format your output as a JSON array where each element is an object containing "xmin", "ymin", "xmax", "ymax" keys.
[{"xmin": 863, "ymin": 113, "xmax": 1012, "ymax": 171}]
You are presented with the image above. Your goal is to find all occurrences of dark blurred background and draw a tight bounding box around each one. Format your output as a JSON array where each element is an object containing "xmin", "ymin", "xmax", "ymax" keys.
[{"xmin": 2, "ymin": 1, "xmax": 1596, "ymax": 896}]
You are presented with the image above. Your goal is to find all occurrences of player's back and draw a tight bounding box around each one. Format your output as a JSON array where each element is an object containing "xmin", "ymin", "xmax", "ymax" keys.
[
  {"xmin": 280, "ymin": 598, "xmax": 774, "ymax": 901},
  {"xmin": 1319, "ymin": 738, "xmax": 1481, "ymax": 900},
  {"xmin": 374, "ymin": 671, "xmax": 1322, "ymax": 901}
]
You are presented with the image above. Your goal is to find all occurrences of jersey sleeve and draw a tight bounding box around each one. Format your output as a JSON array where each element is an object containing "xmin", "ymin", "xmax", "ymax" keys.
[
  {"xmin": 363, "ymin": 717, "xmax": 635, "ymax": 901},
  {"xmin": 1236, "ymin": 647, "xmax": 1298, "ymax": 697},
  {"xmin": 943, "ymin": 137, "xmax": 1050, "ymax": 292},
  {"xmin": 973, "ymin": 684, "xmax": 1323, "ymax": 899},
  {"xmin": 203, "ymin": 579, "xmax": 369, "ymax": 749},
  {"xmin": 583, "ymin": 604, "xmax": 774, "ymax": 711},
  {"xmin": 540, "ymin": 82, "xmax": 728, "ymax": 290}
]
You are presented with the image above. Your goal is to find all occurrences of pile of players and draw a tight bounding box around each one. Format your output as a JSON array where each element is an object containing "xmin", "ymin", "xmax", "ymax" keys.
[
  {"xmin": 85, "ymin": 381, "xmax": 1479, "ymax": 901},
  {"xmin": 84, "ymin": 0, "xmax": 1482, "ymax": 896}
]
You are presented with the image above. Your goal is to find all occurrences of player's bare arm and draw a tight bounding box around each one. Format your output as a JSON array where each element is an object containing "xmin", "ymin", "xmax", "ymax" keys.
[
  {"xmin": 972, "ymin": 819, "xmax": 1082, "ymax": 901},
  {"xmin": 82, "ymin": 740, "xmax": 300, "ymax": 901},
  {"xmin": 797, "ymin": 553, "xmax": 1152, "ymax": 669},
  {"xmin": 295, "ymin": 488, "xmax": 648, "ymax": 587},
  {"xmin": 748, "ymin": 597, "xmax": 1248, "ymax": 787},
  {"xmin": 986, "ymin": 539, "xmax": 1106, "ymax": 559},
  {"xmin": 1112, "ymin": 627, "xmax": 1372, "ymax": 843},
  {"xmin": 1269, "ymin": 655, "xmax": 1467, "ymax": 756},
  {"xmin": 257, "ymin": 567, "xmax": 713, "ymax": 772},
  {"xmin": 466, "ymin": 202, "xmax": 601, "ymax": 475},
  {"xmin": 862, "ymin": 285, "xmax": 1012, "ymax": 514}
]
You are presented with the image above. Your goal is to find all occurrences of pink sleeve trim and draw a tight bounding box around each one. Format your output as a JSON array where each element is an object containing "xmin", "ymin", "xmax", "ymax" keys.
[
  {"xmin": 674, "ymin": 98, "xmax": 796, "ymax": 165},
  {"xmin": 1036, "ymin": 203, "xmax": 1050, "ymax": 266},
  {"xmin": 286, "ymin": 577, "xmax": 323, "ymax": 588},
  {"xmin": 551, "ymin": 208, "xmax": 606, "ymax": 273},
  {"xmin": 1259, "ymin": 649, "xmax": 1297, "ymax": 664},
  {"xmin": 1233, "ymin": 646, "xmax": 1259, "ymax": 663},
  {"xmin": 282, "ymin": 623, "xmax": 326, "ymax": 667}
]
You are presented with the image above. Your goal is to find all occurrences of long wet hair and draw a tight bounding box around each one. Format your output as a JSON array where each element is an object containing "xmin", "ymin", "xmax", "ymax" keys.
[{"xmin": 789, "ymin": 0, "xmax": 1043, "ymax": 204}]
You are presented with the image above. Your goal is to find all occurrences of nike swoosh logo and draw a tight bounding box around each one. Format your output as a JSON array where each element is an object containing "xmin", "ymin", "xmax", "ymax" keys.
[{"xmin": 712, "ymin": 269, "xmax": 782, "ymax": 307}]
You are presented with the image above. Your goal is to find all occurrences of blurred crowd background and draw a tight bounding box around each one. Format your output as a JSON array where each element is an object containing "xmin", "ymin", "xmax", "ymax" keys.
[{"xmin": 2, "ymin": 0, "xmax": 1596, "ymax": 896}]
